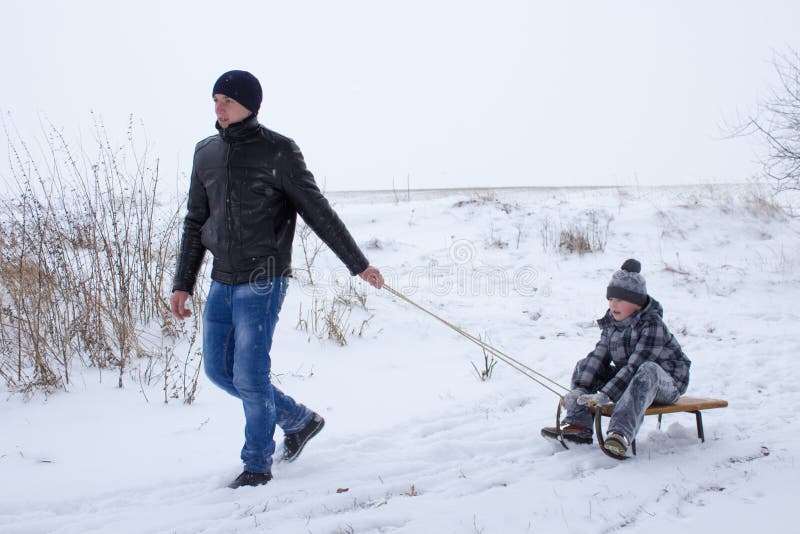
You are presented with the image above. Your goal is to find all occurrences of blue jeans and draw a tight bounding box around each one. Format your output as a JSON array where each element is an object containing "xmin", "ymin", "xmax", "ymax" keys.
[
  {"xmin": 564, "ymin": 361, "xmax": 680, "ymax": 442},
  {"xmin": 203, "ymin": 279, "xmax": 313, "ymax": 473}
]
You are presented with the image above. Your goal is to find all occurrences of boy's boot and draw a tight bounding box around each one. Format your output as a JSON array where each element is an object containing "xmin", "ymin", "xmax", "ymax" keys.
[
  {"xmin": 541, "ymin": 424, "xmax": 593, "ymax": 445},
  {"xmin": 603, "ymin": 431, "xmax": 629, "ymax": 459}
]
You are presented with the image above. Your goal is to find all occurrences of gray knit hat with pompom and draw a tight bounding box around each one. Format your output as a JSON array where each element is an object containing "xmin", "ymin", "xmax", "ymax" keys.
[{"xmin": 606, "ymin": 259, "xmax": 648, "ymax": 306}]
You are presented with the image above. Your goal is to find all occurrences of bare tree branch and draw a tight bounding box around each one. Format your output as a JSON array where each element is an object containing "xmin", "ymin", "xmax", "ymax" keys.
[{"xmin": 749, "ymin": 49, "xmax": 800, "ymax": 191}]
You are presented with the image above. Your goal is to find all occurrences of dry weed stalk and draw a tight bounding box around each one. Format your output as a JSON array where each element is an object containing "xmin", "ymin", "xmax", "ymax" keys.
[
  {"xmin": 540, "ymin": 210, "xmax": 612, "ymax": 255},
  {"xmin": 294, "ymin": 280, "xmax": 371, "ymax": 346},
  {"xmin": 0, "ymin": 114, "xmax": 204, "ymax": 402}
]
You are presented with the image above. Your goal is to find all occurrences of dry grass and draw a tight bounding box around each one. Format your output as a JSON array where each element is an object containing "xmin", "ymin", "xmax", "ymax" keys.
[
  {"xmin": 540, "ymin": 209, "xmax": 613, "ymax": 255},
  {"xmin": 295, "ymin": 280, "xmax": 371, "ymax": 347},
  {"xmin": 0, "ymin": 115, "xmax": 204, "ymax": 401}
]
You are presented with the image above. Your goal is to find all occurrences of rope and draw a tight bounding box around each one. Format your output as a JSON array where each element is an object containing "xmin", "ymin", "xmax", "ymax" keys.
[{"xmin": 382, "ymin": 283, "xmax": 569, "ymax": 398}]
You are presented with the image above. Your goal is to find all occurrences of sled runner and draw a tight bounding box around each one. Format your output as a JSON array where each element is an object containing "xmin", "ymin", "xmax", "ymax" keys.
[{"xmin": 554, "ymin": 396, "xmax": 728, "ymax": 458}]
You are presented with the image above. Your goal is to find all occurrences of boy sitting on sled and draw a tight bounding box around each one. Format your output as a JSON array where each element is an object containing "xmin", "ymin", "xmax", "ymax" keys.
[{"xmin": 541, "ymin": 259, "xmax": 691, "ymax": 459}]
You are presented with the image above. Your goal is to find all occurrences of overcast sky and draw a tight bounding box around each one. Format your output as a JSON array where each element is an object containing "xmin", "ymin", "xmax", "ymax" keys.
[{"xmin": 2, "ymin": 1, "xmax": 800, "ymax": 192}]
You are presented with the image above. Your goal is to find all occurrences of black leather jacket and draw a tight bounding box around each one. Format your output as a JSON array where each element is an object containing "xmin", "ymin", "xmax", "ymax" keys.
[{"xmin": 172, "ymin": 116, "xmax": 369, "ymax": 294}]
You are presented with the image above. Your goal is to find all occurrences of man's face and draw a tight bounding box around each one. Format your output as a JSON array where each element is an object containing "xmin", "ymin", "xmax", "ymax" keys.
[{"xmin": 214, "ymin": 93, "xmax": 252, "ymax": 129}]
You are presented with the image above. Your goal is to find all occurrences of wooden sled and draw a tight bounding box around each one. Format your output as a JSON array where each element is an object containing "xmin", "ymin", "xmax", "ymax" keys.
[{"xmin": 555, "ymin": 396, "xmax": 728, "ymax": 458}]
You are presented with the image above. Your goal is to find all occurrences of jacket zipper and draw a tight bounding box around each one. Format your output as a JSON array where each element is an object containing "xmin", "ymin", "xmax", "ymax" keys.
[{"xmin": 225, "ymin": 142, "xmax": 233, "ymax": 266}]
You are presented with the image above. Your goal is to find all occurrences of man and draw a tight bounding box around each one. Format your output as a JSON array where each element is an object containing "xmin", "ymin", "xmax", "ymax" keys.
[{"xmin": 170, "ymin": 70, "xmax": 384, "ymax": 489}]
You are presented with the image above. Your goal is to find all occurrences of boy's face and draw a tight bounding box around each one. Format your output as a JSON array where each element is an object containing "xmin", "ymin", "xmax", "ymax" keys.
[{"xmin": 608, "ymin": 298, "xmax": 642, "ymax": 321}]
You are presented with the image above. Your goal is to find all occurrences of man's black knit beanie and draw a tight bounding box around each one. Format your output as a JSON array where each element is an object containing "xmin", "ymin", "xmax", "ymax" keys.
[{"xmin": 212, "ymin": 70, "xmax": 262, "ymax": 114}]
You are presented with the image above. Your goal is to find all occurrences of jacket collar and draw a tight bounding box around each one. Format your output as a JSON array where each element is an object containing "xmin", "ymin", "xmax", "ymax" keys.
[{"xmin": 216, "ymin": 114, "xmax": 260, "ymax": 143}]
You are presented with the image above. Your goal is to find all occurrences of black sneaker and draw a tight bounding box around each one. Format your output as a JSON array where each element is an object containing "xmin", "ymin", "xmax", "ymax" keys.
[
  {"xmin": 282, "ymin": 413, "xmax": 325, "ymax": 462},
  {"xmin": 541, "ymin": 424, "xmax": 593, "ymax": 445},
  {"xmin": 228, "ymin": 470, "xmax": 272, "ymax": 489}
]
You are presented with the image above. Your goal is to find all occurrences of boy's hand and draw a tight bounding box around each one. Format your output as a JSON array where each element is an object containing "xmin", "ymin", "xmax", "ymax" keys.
[
  {"xmin": 563, "ymin": 389, "xmax": 584, "ymax": 404},
  {"xmin": 577, "ymin": 391, "xmax": 611, "ymax": 407}
]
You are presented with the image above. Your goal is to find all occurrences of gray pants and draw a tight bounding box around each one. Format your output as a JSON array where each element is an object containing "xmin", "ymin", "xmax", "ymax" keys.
[{"xmin": 564, "ymin": 361, "xmax": 681, "ymax": 441}]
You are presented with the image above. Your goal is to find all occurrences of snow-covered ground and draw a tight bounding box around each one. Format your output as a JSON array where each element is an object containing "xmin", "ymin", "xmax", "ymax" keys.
[{"xmin": 1, "ymin": 184, "xmax": 798, "ymax": 533}]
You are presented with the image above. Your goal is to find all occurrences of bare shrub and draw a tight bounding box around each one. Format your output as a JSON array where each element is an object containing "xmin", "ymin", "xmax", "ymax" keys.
[
  {"xmin": 513, "ymin": 218, "xmax": 526, "ymax": 249},
  {"xmin": 540, "ymin": 210, "xmax": 613, "ymax": 255},
  {"xmin": 334, "ymin": 278, "xmax": 369, "ymax": 309},
  {"xmin": 676, "ymin": 182, "xmax": 790, "ymax": 220},
  {"xmin": 295, "ymin": 222, "xmax": 326, "ymax": 285},
  {"xmin": 486, "ymin": 225, "xmax": 509, "ymax": 249},
  {"xmin": 471, "ymin": 338, "xmax": 497, "ymax": 381},
  {"xmin": 655, "ymin": 208, "xmax": 689, "ymax": 240},
  {"xmin": 742, "ymin": 184, "xmax": 789, "ymax": 220},
  {"xmin": 295, "ymin": 280, "xmax": 372, "ymax": 346},
  {"xmin": 296, "ymin": 296, "xmax": 352, "ymax": 346},
  {"xmin": 539, "ymin": 215, "xmax": 558, "ymax": 253},
  {"xmin": 0, "ymin": 114, "xmax": 203, "ymax": 402},
  {"xmin": 559, "ymin": 227, "xmax": 593, "ymax": 254}
]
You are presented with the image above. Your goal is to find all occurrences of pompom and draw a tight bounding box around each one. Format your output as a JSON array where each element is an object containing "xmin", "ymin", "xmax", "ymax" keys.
[{"xmin": 621, "ymin": 258, "xmax": 641, "ymax": 273}]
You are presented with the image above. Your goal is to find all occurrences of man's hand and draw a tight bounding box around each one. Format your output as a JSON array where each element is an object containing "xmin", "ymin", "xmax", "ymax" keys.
[
  {"xmin": 577, "ymin": 391, "xmax": 611, "ymax": 407},
  {"xmin": 170, "ymin": 290, "xmax": 192, "ymax": 320},
  {"xmin": 358, "ymin": 266, "xmax": 384, "ymax": 289}
]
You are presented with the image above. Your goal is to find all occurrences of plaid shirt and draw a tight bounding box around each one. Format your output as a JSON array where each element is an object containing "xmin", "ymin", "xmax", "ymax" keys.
[{"xmin": 572, "ymin": 297, "xmax": 691, "ymax": 402}]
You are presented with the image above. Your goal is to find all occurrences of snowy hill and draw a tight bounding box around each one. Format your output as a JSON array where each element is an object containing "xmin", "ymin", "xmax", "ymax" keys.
[{"xmin": 1, "ymin": 184, "xmax": 798, "ymax": 533}]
